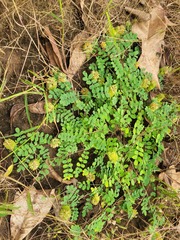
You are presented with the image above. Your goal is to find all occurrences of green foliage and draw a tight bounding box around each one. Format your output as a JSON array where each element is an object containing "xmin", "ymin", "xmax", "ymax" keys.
[
  {"xmin": 70, "ymin": 224, "xmax": 82, "ymax": 240},
  {"xmin": 7, "ymin": 24, "xmax": 178, "ymax": 238},
  {"xmin": 61, "ymin": 185, "xmax": 80, "ymax": 221},
  {"xmin": 82, "ymin": 198, "xmax": 93, "ymax": 217},
  {"xmin": 86, "ymin": 207, "xmax": 115, "ymax": 237},
  {"xmin": 0, "ymin": 203, "xmax": 18, "ymax": 217},
  {"xmin": 12, "ymin": 129, "xmax": 52, "ymax": 176}
]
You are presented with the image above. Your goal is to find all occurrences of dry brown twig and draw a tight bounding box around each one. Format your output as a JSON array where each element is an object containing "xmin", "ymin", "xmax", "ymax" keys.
[{"xmin": 46, "ymin": 160, "xmax": 78, "ymax": 185}]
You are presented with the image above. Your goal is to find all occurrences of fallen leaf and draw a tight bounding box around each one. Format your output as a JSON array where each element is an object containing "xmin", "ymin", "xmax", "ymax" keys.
[
  {"xmin": 10, "ymin": 103, "xmax": 24, "ymax": 127},
  {"xmin": 42, "ymin": 1, "xmax": 103, "ymax": 83},
  {"xmin": 10, "ymin": 187, "xmax": 55, "ymax": 240},
  {"xmin": 44, "ymin": 26, "xmax": 66, "ymax": 72},
  {"xmin": 159, "ymin": 165, "xmax": 180, "ymax": 198},
  {"xmin": 44, "ymin": 41, "xmax": 58, "ymax": 66},
  {"xmin": 28, "ymin": 101, "xmax": 46, "ymax": 114},
  {"xmin": 66, "ymin": 0, "xmax": 103, "ymax": 81},
  {"xmin": 66, "ymin": 30, "xmax": 91, "ymax": 81},
  {"xmin": 125, "ymin": 6, "xmax": 150, "ymax": 21},
  {"xmin": 166, "ymin": 166, "xmax": 180, "ymax": 192},
  {"xmin": 0, "ymin": 50, "xmax": 21, "ymax": 98},
  {"xmin": 177, "ymin": 220, "xmax": 180, "ymax": 234},
  {"xmin": 126, "ymin": 5, "xmax": 174, "ymax": 89},
  {"xmin": 159, "ymin": 171, "xmax": 173, "ymax": 189}
]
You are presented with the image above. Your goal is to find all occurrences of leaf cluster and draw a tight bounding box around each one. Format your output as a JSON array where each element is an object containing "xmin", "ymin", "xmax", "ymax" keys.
[
  {"xmin": 12, "ymin": 129, "xmax": 52, "ymax": 175},
  {"xmin": 7, "ymin": 25, "xmax": 177, "ymax": 237}
]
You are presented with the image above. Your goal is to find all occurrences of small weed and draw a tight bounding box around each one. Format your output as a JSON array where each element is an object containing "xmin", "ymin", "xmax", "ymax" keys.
[{"xmin": 3, "ymin": 24, "xmax": 178, "ymax": 238}]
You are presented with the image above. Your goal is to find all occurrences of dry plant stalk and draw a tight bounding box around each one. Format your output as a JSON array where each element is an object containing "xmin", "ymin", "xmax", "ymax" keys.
[{"xmin": 46, "ymin": 160, "xmax": 77, "ymax": 185}]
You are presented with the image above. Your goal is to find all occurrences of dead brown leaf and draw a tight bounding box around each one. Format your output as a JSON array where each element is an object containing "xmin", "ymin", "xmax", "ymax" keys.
[
  {"xmin": 125, "ymin": 7, "xmax": 150, "ymax": 21},
  {"xmin": 28, "ymin": 101, "xmax": 46, "ymax": 114},
  {"xmin": 42, "ymin": 1, "xmax": 104, "ymax": 83},
  {"xmin": 65, "ymin": 0, "xmax": 105, "ymax": 81},
  {"xmin": 10, "ymin": 187, "xmax": 55, "ymax": 240},
  {"xmin": 166, "ymin": 166, "xmax": 180, "ymax": 192},
  {"xmin": 43, "ymin": 27, "xmax": 92, "ymax": 83},
  {"xmin": 67, "ymin": 30, "xmax": 92, "ymax": 81},
  {"xmin": 126, "ymin": 5, "xmax": 174, "ymax": 89},
  {"xmin": 44, "ymin": 26, "xmax": 66, "ymax": 72},
  {"xmin": 0, "ymin": 49, "xmax": 22, "ymax": 98},
  {"xmin": 177, "ymin": 220, "xmax": 180, "ymax": 234},
  {"xmin": 10, "ymin": 104, "xmax": 25, "ymax": 128},
  {"xmin": 10, "ymin": 104, "xmax": 24, "ymax": 120},
  {"xmin": 44, "ymin": 41, "xmax": 58, "ymax": 66},
  {"xmin": 159, "ymin": 165, "xmax": 180, "ymax": 198}
]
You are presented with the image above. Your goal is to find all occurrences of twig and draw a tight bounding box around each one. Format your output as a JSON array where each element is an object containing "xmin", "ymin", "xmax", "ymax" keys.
[{"xmin": 46, "ymin": 160, "xmax": 78, "ymax": 185}]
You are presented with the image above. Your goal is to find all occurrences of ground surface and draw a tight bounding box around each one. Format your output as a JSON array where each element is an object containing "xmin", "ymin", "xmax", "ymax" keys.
[{"xmin": 0, "ymin": 0, "xmax": 179, "ymax": 239}]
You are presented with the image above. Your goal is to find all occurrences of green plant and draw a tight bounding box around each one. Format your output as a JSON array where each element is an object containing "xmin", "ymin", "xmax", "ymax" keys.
[
  {"xmin": 0, "ymin": 203, "xmax": 18, "ymax": 217},
  {"xmin": 86, "ymin": 207, "xmax": 115, "ymax": 238},
  {"xmin": 60, "ymin": 185, "xmax": 80, "ymax": 222},
  {"xmin": 11, "ymin": 129, "xmax": 53, "ymax": 176},
  {"xmin": 4, "ymin": 24, "xmax": 177, "ymax": 237},
  {"xmin": 70, "ymin": 224, "xmax": 82, "ymax": 240}
]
